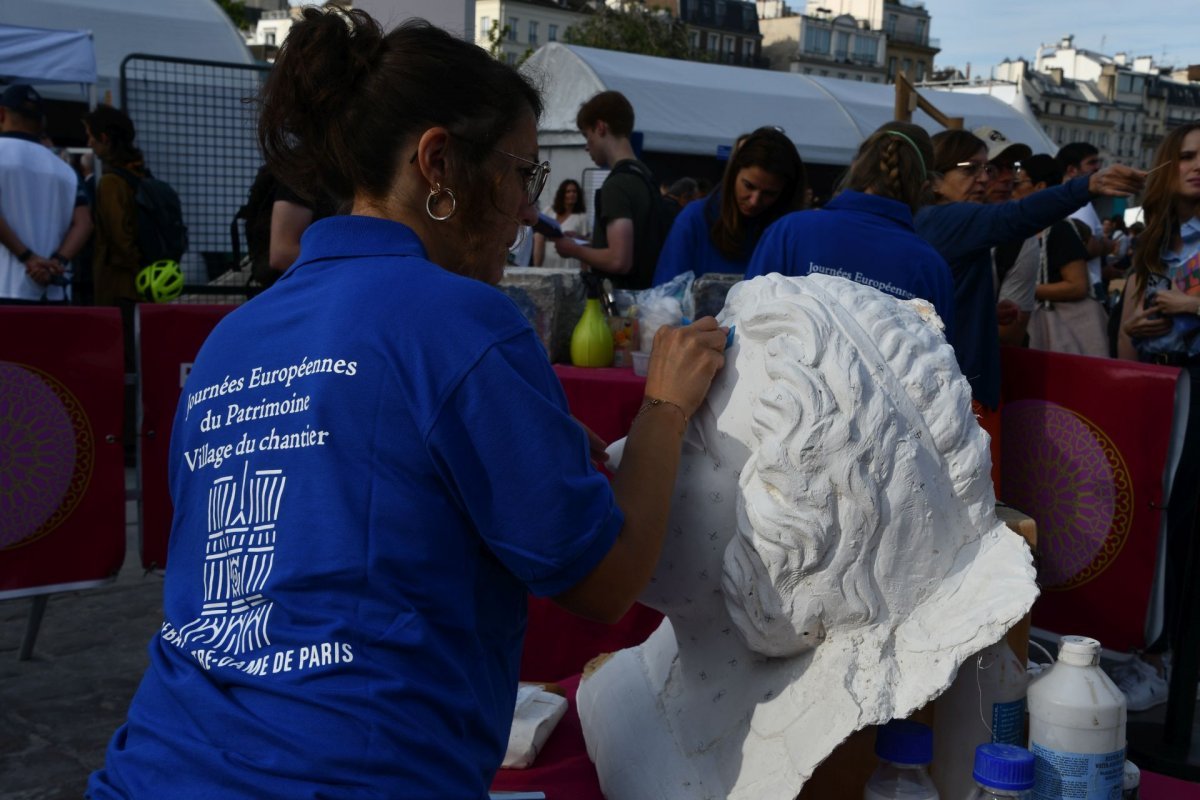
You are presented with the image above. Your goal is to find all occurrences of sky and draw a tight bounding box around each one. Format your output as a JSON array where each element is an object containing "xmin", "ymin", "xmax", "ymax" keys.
[{"xmin": 921, "ymin": 0, "xmax": 1200, "ymax": 76}]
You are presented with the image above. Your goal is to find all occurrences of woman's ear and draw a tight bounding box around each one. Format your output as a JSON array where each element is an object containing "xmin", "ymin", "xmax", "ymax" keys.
[{"xmin": 414, "ymin": 127, "xmax": 452, "ymax": 189}]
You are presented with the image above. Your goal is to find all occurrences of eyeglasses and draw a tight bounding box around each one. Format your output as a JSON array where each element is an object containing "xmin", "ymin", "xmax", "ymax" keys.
[
  {"xmin": 953, "ymin": 160, "xmax": 998, "ymax": 178},
  {"xmin": 495, "ymin": 149, "xmax": 550, "ymax": 206},
  {"xmin": 407, "ymin": 145, "xmax": 551, "ymax": 207}
]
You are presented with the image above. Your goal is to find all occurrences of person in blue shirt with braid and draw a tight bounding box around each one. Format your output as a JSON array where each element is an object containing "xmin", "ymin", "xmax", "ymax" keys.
[{"xmin": 746, "ymin": 121, "xmax": 955, "ymax": 338}]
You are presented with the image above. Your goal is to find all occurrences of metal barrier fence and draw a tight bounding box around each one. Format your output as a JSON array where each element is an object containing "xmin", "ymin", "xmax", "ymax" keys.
[{"xmin": 120, "ymin": 54, "xmax": 270, "ymax": 302}]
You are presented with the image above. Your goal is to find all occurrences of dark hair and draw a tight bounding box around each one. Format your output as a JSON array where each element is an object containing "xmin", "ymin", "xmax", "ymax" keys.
[
  {"xmin": 1107, "ymin": 214, "xmax": 1127, "ymax": 232},
  {"xmin": 842, "ymin": 121, "xmax": 933, "ymax": 213},
  {"xmin": 83, "ymin": 104, "xmax": 142, "ymax": 165},
  {"xmin": 259, "ymin": 8, "xmax": 542, "ymax": 211},
  {"xmin": 711, "ymin": 127, "xmax": 805, "ymax": 259},
  {"xmin": 551, "ymin": 178, "xmax": 585, "ymax": 216},
  {"xmin": 1069, "ymin": 218, "xmax": 1092, "ymax": 243},
  {"xmin": 1055, "ymin": 142, "xmax": 1100, "ymax": 172},
  {"xmin": 576, "ymin": 91, "xmax": 634, "ymax": 138},
  {"xmin": 930, "ymin": 129, "xmax": 986, "ymax": 174},
  {"xmin": 1134, "ymin": 123, "xmax": 1200, "ymax": 290},
  {"xmin": 666, "ymin": 177, "xmax": 698, "ymax": 199},
  {"xmin": 1018, "ymin": 153, "xmax": 1062, "ymax": 188}
]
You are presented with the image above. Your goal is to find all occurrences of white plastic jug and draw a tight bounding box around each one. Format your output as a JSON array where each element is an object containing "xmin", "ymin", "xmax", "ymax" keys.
[{"xmin": 1027, "ymin": 636, "xmax": 1125, "ymax": 800}]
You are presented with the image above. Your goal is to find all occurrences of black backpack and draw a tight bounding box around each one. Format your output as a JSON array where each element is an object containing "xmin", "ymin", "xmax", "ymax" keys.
[
  {"xmin": 231, "ymin": 165, "xmax": 278, "ymax": 286},
  {"xmin": 111, "ymin": 166, "xmax": 188, "ymax": 265}
]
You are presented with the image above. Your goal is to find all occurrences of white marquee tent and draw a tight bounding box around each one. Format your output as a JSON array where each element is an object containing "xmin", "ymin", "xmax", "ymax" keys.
[
  {"xmin": 0, "ymin": 0, "xmax": 253, "ymax": 103},
  {"xmin": 0, "ymin": 24, "xmax": 96, "ymax": 97},
  {"xmin": 523, "ymin": 43, "xmax": 1056, "ymax": 181}
]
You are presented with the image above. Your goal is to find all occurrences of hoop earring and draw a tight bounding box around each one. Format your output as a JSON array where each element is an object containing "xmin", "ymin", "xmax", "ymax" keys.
[{"xmin": 426, "ymin": 183, "xmax": 457, "ymax": 221}]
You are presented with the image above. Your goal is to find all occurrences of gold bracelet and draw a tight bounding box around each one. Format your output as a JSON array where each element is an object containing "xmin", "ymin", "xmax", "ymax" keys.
[{"xmin": 635, "ymin": 397, "xmax": 688, "ymax": 431}]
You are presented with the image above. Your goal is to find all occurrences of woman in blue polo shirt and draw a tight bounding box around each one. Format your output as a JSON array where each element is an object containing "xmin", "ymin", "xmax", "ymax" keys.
[
  {"xmin": 746, "ymin": 121, "xmax": 956, "ymax": 337},
  {"xmin": 652, "ymin": 127, "xmax": 805, "ymax": 285},
  {"xmin": 88, "ymin": 9, "xmax": 726, "ymax": 800}
]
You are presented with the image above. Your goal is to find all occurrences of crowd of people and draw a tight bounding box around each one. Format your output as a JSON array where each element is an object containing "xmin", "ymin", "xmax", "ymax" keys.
[{"xmin": 0, "ymin": 6, "xmax": 1193, "ymax": 796}]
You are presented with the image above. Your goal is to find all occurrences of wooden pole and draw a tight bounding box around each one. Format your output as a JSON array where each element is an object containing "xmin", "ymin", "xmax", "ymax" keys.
[{"xmin": 893, "ymin": 73, "xmax": 964, "ymax": 130}]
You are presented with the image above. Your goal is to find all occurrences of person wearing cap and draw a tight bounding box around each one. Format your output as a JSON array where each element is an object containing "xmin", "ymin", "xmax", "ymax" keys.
[
  {"xmin": 974, "ymin": 126, "xmax": 1032, "ymax": 205},
  {"xmin": 974, "ymin": 126, "xmax": 1034, "ymax": 343},
  {"xmin": 0, "ymin": 84, "xmax": 92, "ymax": 302}
]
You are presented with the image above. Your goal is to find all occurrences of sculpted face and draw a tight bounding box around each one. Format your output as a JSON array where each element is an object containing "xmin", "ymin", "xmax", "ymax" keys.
[{"xmin": 583, "ymin": 274, "xmax": 1038, "ymax": 800}]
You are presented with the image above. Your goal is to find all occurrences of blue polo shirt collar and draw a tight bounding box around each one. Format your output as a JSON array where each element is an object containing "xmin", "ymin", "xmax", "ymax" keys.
[
  {"xmin": 288, "ymin": 214, "xmax": 428, "ymax": 278},
  {"xmin": 825, "ymin": 190, "xmax": 914, "ymax": 229}
]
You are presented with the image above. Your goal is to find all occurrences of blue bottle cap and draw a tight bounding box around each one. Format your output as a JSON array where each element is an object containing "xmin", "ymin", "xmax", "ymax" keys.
[
  {"xmin": 973, "ymin": 743, "xmax": 1035, "ymax": 791},
  {"xmin": 874, "ymin": 720, "xmax": 933, "ymax": 766}
]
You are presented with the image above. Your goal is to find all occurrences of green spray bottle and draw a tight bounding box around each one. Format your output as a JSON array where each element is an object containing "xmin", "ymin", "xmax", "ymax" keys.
[{"xmin": 570, "ymin": 272, "xmax": 614, "ymax": 367}]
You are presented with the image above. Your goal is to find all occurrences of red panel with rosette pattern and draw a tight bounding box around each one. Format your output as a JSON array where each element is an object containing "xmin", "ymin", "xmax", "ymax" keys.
[
  {"xmin": 1001, "ymin": 347, "xmax": 1180, "ymax": 651},
  {"xmin": 0, "ymin": 307, "xmax": 125, "ymax": 594}
]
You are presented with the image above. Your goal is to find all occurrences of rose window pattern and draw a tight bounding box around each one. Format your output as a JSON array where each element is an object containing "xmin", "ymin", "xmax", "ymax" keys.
[
  {"xmin": 0, "ymin": 362, "xmax": 93, "ymax": 549},
  {"xmin": 1001, "ymin": 400, "xmax": 1132, "ymax": 590}
]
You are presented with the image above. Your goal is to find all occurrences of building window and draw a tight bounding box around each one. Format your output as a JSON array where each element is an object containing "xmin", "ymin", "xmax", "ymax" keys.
[
  {"xmin": 887, "ymin": 56, "xmax": 896, "ymax": 80},
  {"xmin": 854, "ymin": 35, "xmax": 876, "ymax": 63},
  {"xmin": 743, "ymin": 39, "xmax": 755, "ymax": 61},
  {"xmin": 508, "ymin": 18, "xmax": 518, "ymax": 42},
  {"xmin": 690, "ymin": 30, "xmax": 700, "ymax": 50},
  {"xmin": 716, "ymin": 0, "xmax": 726, "ymax": 18},
  {"xmin": 708, "ymin": 33, "xmax": 720, "ymax": 55},
  {"xmin": 901, "ymin": 58, "xmax": 912, "ymax": 76},
  {"xmin": 916, "ymin": 61, "xmax": 925, "ymax": 81},
  {"xmin": 529, "ymin": 20, "xmax": 538, "ymax": 46},
  {"xmin": 834, "ymin": 31, "xmax": 849, "ymax": 60},
  {"xmin": 725, "ymin": 36, "xmax": 736, "ymax": 62},
  {"xmin": 505, "ymin": 52, "xmax": 517, "ymax": 65},
  {"xmin": 481, "ymin": 16, "xmax": 491, "ymax": 38},
  {"xmin": 856, "ymin": 74, "xmax": 863, "ymax": 81},
  {"xmin": 915, "ymin": 19, "xmax": 926, "ymax": 43},
  {"xmin": 265, "ymin": 31, "xmax": 276, "ymax": 45},
  {"xmin": 804, "ymin": 26, "xmax": 831, "ymax": 55},
  {"xmin": 885, "ymin": 13, "xmax": 897, "ymax": 35},
  {"xmin": 1087, "ymin": 105, "xmax": 1098, "ymax": 120},
  {"xmin": 549, "ymin": 24, "xmax": 558, "ymax": 42}
]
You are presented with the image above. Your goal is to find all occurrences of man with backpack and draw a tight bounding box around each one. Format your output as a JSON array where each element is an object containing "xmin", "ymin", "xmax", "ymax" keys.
[
  {"xmin": 554, "ymin": 91, "xmax": 668, "ymax": 290},
  {"xmin": 84, "ymin": 104, "xmax": 186, "ymax": 312},
  {"xmin": 85, "ymin": 104, "xmax": 187, "ymax": 465}
]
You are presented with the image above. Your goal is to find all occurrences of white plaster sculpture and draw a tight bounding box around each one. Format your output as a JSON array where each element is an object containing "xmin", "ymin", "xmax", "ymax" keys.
[{"xmin": 578, "ymin": 274, "xmax": 1039, "ymax": 800}]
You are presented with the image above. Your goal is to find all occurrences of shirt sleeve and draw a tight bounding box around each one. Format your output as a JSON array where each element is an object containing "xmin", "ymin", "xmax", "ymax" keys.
[
  {"xmin": 916, "ymin": 177, "xmax": 1093, "ymax": 263},
  {"xmin": 652, "ymin": 201, "xmax": 701, "ymax": 286},
  {"xmin": 425, "ymin": 332, "xmax": 622, "ymax": 598},
  {"xmin": 600, "ymin": 174, "xmax": 639, "ymax": 225},
  {"xmin": 999, "ymin": 237, "xmax": 1041, "ymax": 312},
  {"xmin": 1047, "ymin": 221, "xmax": 1089, "ymax": 280}
]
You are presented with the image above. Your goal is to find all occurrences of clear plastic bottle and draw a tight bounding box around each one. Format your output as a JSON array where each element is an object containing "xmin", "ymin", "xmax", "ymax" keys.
[
  {"xmin": 933, "ymin": 639, "xmax": 1029, "ymax": 798},
  {"xmin": 964, "ymin": 743, "xmax": 1035, "ymax": 799},
  {"xmin": 864, "ymin": 720, "xmax": 940, "ymax": 800},
  {"xmin": 1027, "ymin": 636, "xmax": 1126, "ymax": 800}
]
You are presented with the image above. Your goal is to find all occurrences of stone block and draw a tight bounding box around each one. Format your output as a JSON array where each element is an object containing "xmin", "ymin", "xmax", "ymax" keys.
[{"xmin": 499, "ymin": 268, "xmax": 586, "ymax": 364}]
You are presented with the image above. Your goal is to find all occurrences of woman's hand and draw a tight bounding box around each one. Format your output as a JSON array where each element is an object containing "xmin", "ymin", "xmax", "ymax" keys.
[
  {"xmin": 1122, "ymin": 303, "xmax": 1172, "ymax": 339},
  {"xmin": 1088, "ymin": 165, "xmax": 1146, "ymax": 197},
  {"xmin": 996, "ymin": 298, "xmax": 1020, "ymax": 326},
  {"xmin": 643, "ymin": 317, "xmax": 728, "ymax": 419},
  {"xmin": 1150, "ymin": 287, "xmax": 1200, "ymax": 317}
]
